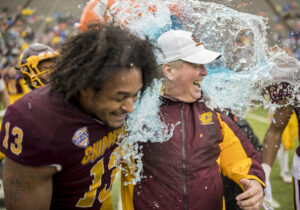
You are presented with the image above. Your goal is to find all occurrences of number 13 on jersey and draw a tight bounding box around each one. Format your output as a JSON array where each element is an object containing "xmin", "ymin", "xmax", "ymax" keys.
[
  {"xmin": 76, "ymin": 147, "xmax": 119, "ymax": 207},
  {"xmin": 2, "ymin": 122, "xmax": 23, "ymax": 155}
]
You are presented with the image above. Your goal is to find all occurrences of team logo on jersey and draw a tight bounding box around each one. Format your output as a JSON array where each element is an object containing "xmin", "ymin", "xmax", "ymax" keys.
[
  {"xmin": 199, "ymin": 112, "xmax": 214, "ymax": 125},
  {"xmin": 72, "ymin": 127, "xmax": 89, "ymax": 148}
]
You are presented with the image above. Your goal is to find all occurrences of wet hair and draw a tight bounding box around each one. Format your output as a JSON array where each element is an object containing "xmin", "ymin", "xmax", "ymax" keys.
[{"xmin": 50, "ymin": 24, "xmax": 158, "ymax": 101}]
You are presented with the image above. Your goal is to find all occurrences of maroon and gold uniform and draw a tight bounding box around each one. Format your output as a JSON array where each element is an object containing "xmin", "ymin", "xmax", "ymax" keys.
[
  {"xmin": 3, "ymin": 73, "xmax": 30, "ymax": 104},
  {"xmin": 122, "ymin": 94, "xmax": 265, "ymax": 210},
  {"xmin": 0, "ymin": 85, "xmax": 122, "ymax": 209}
]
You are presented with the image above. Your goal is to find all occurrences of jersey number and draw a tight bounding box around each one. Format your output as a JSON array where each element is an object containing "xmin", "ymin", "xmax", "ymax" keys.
[
  {"xmin": 2, "ymin": 122, "xmax": 23, "ymax": 155},
  {"xmin": 76, "ymin": 148, "xmax": 119, "ymax": 207}
]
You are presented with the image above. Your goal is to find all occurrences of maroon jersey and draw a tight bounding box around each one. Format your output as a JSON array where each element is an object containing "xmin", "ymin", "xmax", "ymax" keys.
[{"xmin": 0, "ymin": 85, "xmax": 122, "ymax": 209}]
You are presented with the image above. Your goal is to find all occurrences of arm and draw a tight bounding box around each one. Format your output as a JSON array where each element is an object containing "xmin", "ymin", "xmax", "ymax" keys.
[
  {"xmin": 218, "ymin": 113, "xmax": 265, "ymax": 187},
  {"xmin": 0, "ymin": 89, "xmax": 11, "ymax": 108},
  {"xmin": 3, "ymin": 157, "xmax": 57, "ymax": 210},
  {"xmin": 261, "ymin": 104, "xmax": 293, "ymax": 166},
  {"xmin": 217, "ymin": 113, "xmax": 264, "ymax": 209}
]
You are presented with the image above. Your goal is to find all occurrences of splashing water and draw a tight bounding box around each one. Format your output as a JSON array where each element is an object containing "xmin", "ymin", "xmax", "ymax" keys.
[
  {"xmin": 117, "ymin": 79, "xmax": 179, "ymax": 184},
  {"xmin": 172, "ymin": 0, "xmax": 300, "ymax": 113},
  {"xmin": 201, "ymin": 65, "xmax": 269, "ymax": 115},
  {"xmin": 89, "ymin": 0, "xmax": 300, "ymax": 182},
  {"xmin": 108, "ymin": 0, "xmax": 172, "ymax": 40},
  {"xmin": 106, "ymin": 0, "xmax": 300, "ymax": 113},
  {"xmin": 125, "ymin": 79, "xmax": 177, "ymax": 144}
]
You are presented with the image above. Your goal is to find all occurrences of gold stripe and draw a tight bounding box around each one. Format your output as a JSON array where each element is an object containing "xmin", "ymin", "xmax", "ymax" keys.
[{"xmin": 216, "ymin": 113, "xmax": 265, "ymax": 189}]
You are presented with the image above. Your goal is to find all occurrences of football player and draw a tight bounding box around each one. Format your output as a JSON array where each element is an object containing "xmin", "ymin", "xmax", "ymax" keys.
[
  {"xmin": 15, "ymin": 42, "xmax": 115, "ymax": 209},
  {"xmin": 0, "ymin": 24, "xmax": 158, "ymax": 209},
  {"xmin": 262, "ymin": 82, "xmax": 300, "ymax": 210}
]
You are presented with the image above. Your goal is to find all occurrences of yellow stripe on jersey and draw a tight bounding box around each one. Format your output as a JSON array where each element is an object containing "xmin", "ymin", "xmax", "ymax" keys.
[
  {"xmin": 282, "ymin": 112, "xmax": 298, "ymax": 150},
  {"xmin": 216, "ymin": 113, "xmax": 265, "ymax": 190},
  {"xmin": 100, "ymin": 194, "xmax": 113, "ymax": 210},
  {"xmin": 121, "ymin": 171, "xmax": 135, "ymax": 210},
  {"xmin": 121, "ymin": 158, "xmax": 136, "ymax": 210}
]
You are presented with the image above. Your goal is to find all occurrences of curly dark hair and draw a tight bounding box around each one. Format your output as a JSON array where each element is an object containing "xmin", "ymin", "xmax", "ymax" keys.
[{"xmin": 50, "ymin": 24, "xmax": 158, "ymax": 101}]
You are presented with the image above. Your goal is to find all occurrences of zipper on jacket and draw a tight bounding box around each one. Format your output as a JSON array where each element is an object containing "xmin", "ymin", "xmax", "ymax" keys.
[{"xmin": 181, "ymin": 103, "xmax": 188, "ymax": 210}]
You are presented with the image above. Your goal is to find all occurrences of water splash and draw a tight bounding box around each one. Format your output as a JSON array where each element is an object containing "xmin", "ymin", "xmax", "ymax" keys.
[
  {"xmin": 106, "ymin": 0, "xmax": 272, "ymax": 114},
  {"xmin": 96, "ymin": 0, "xmax": 300, "ymax": 182},
  {"xmin": 202, "ymin": 65, "xmax": 269, "ymax": 115},
  {"xmin": 170, "ymin": 0, "xmax": 300, "ymax": 113},
  {"xmin": 155, "ymin": 0, "xmax": 300, "ymax": 114},
  {"xmin": 117, "ymin": 79, "xmax": 179, "ymax": 184},
  {"xmin": 125, "ymin": 79, "xmax": 176, "ymax": 144}
]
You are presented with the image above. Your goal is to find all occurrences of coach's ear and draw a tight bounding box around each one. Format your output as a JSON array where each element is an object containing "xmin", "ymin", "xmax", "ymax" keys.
[{"xmin": 163, "ymin": 63, "xmax": 176, "ymax": 81}]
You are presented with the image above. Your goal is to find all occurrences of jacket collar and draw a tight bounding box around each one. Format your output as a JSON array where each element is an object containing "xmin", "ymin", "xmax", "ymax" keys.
[{"xmin": 160, "ymin": 91, "xmax": 217, "ymax": 110}]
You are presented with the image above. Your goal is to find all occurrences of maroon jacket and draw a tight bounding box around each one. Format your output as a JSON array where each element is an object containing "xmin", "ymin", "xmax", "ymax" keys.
[{"xmin": 122, "ymin": 94, "xmax": 265, "ymax": 210}]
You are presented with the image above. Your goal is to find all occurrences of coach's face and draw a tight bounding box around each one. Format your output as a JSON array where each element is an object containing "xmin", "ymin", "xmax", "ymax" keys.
[{"xmin": 79, "ymin": 67, "xmax": 142, "ymax": 128}]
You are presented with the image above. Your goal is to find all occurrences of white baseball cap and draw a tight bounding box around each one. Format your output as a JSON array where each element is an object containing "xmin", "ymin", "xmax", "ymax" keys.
[{"xmin": 157, "ymin": 30, "xmax": 221, "ymax": 64}]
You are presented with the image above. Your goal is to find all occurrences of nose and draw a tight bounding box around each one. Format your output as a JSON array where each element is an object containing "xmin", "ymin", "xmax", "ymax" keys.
[
  {"xmin": 199, "ymin": 64, "xmax": 208, "ymax": 76},
  {"xmin": 121, "ymin": 97, "xmax": 135, "ymax": 113}
]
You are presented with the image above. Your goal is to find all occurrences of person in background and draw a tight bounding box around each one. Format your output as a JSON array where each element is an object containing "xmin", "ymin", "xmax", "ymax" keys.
[
  {"xmin": 15, "ymin": 43, "xmax": 59, "ymax": 90},
  {"xmin": 261, "ymin": 82, "xmax": 300, "ymax": 210},
  {"xmin": 269, "ymin": 107, "xmax": 297, "ymax": 183},
  {"xmin": 262, "ymin": 109, "xmax": 296, "ymax": 209},
  {"xmin": 3, "ymin": 62, "xmax": 30, "ymax": 104}
]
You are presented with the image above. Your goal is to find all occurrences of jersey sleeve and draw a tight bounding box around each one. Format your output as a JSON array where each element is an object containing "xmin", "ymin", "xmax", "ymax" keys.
[
  {"xmin": 216, "ymin": 112, "xmax": 265, "ymax": 190},
  {"xmin": 0, "ymin": 104, "xmax": 59, "ymax": 167}
]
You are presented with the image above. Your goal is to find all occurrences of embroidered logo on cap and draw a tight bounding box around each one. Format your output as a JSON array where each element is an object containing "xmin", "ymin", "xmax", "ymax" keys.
[
  {"xmin": 191, "ymin": 34, "xmax": 203, "ymax": 46},
  {"xmin": 72, "ymin": 127, "xmax": 89, "ymax": 148}
]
